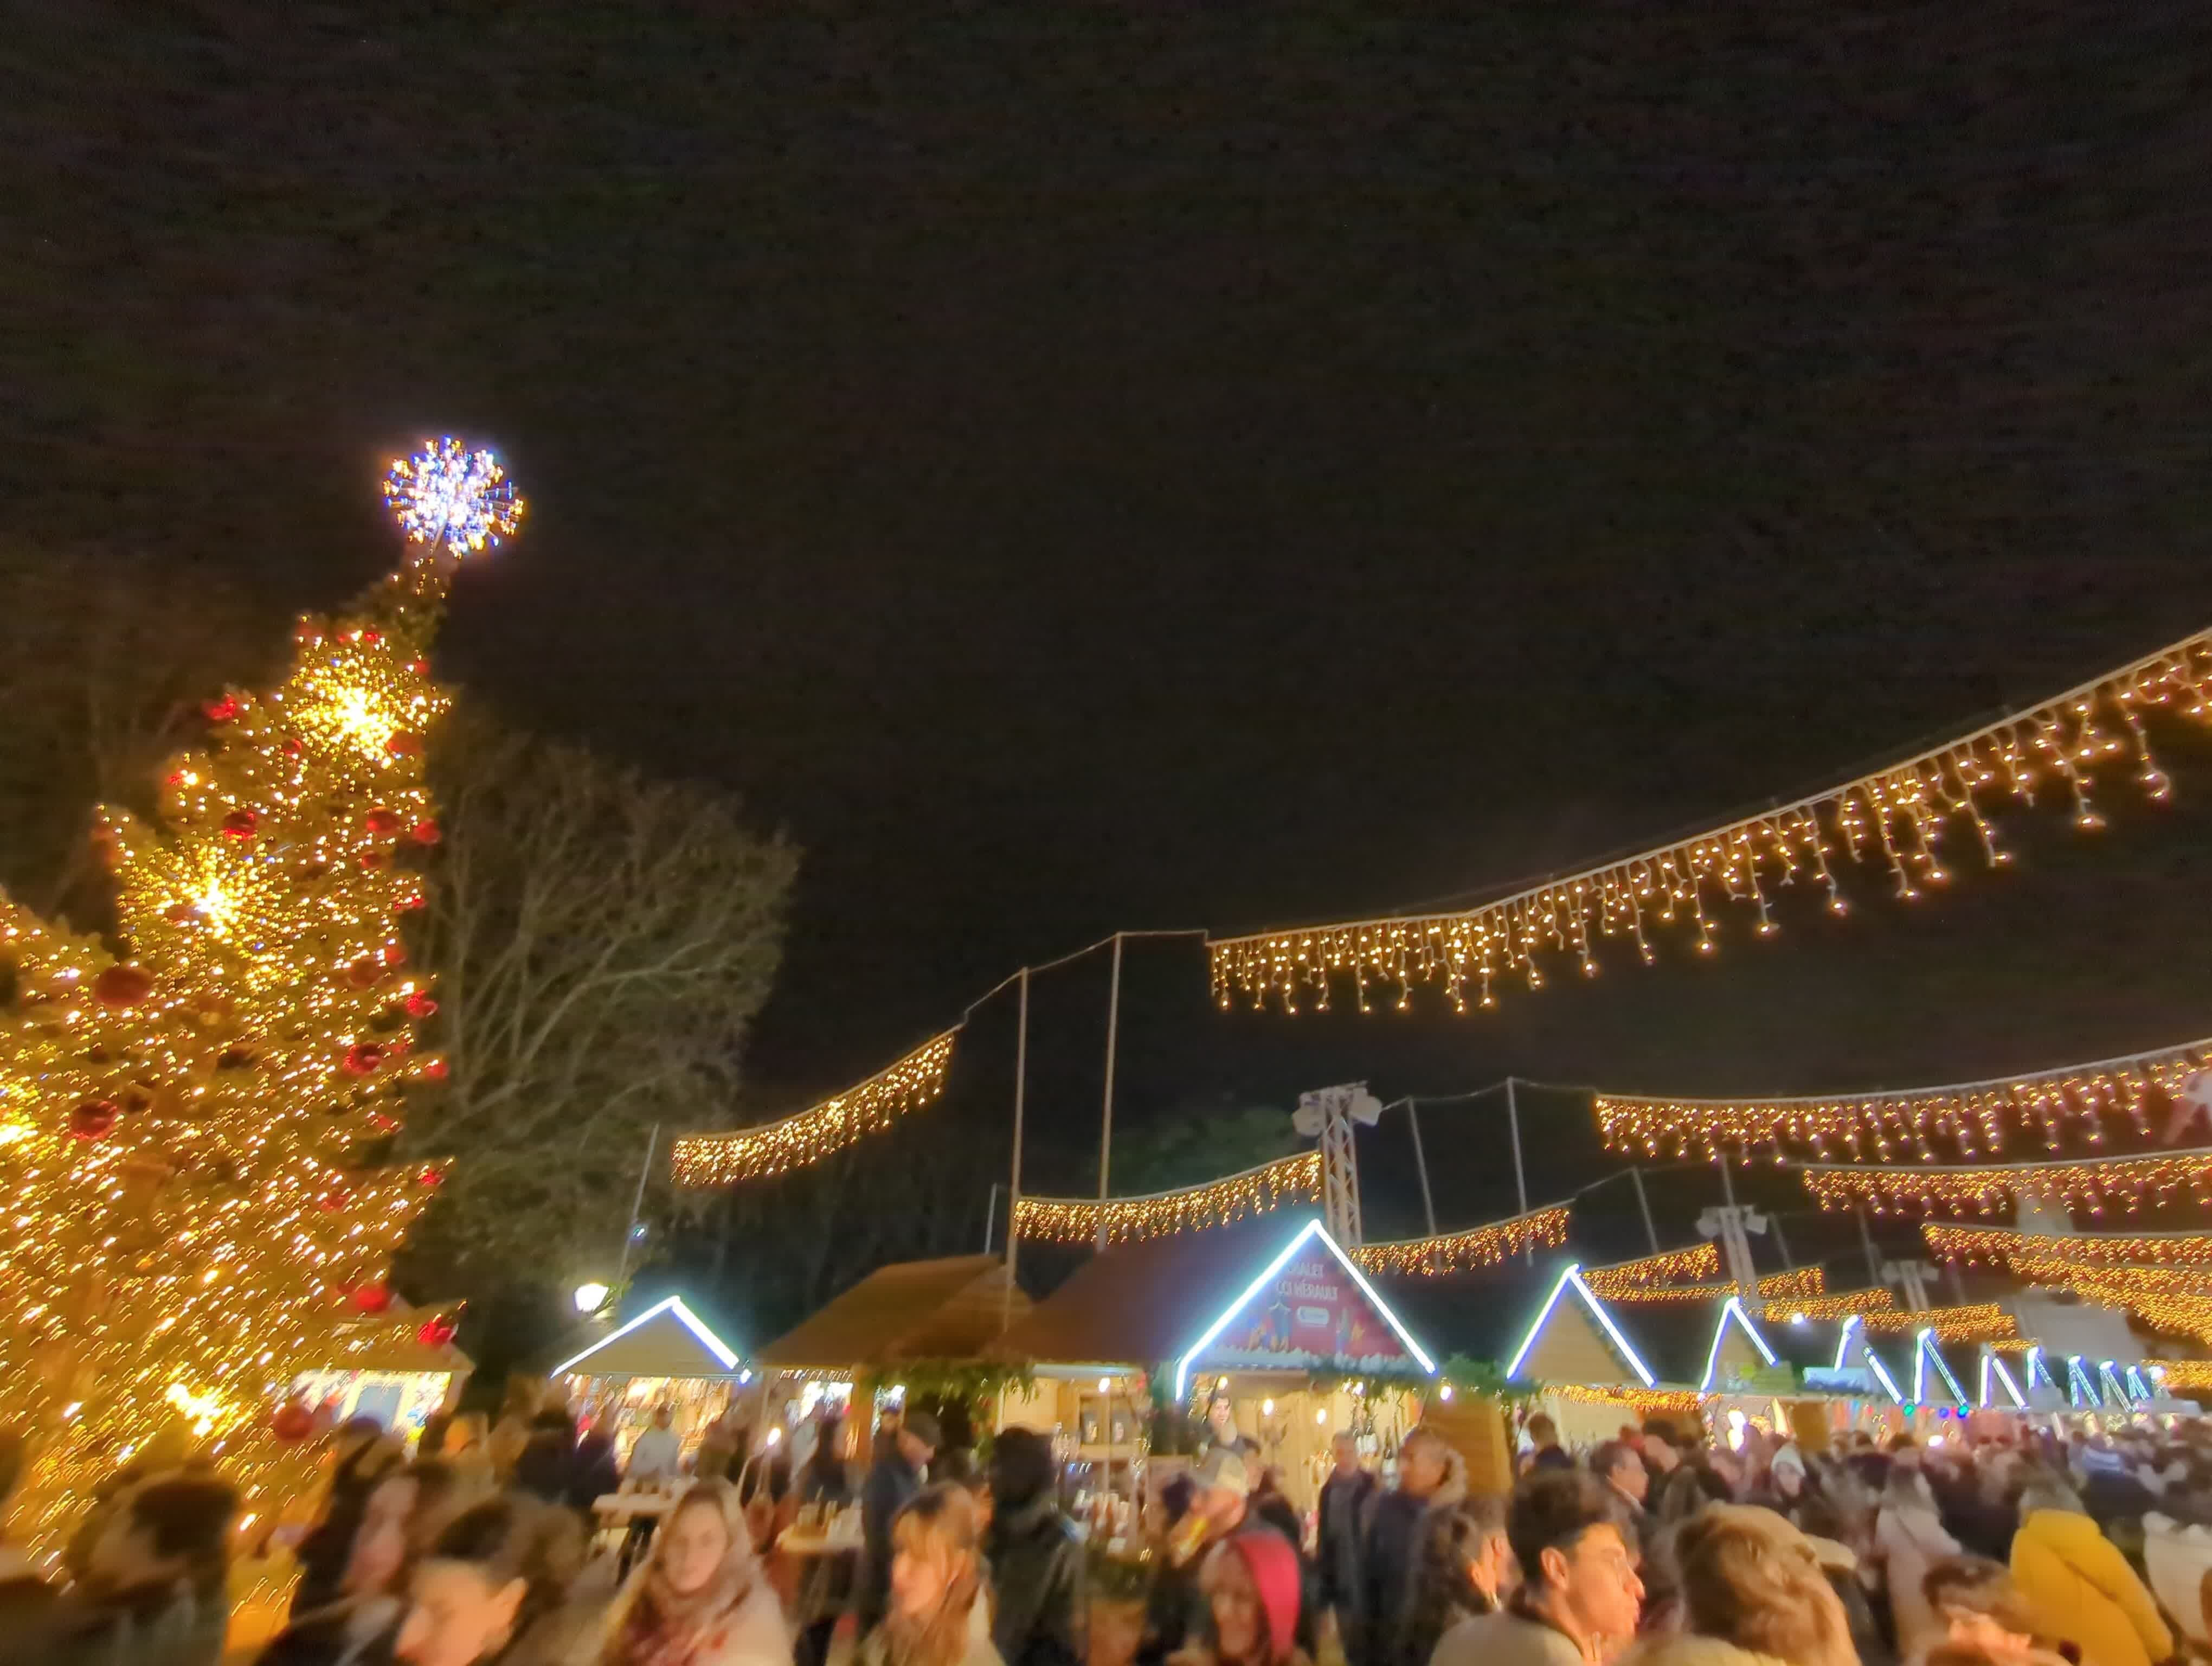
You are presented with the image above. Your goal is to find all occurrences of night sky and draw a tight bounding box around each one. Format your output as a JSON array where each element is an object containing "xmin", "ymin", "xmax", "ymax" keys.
[{"xmin": 11, "ymin": 7, "xmax": 2212, "ymax": 1290}]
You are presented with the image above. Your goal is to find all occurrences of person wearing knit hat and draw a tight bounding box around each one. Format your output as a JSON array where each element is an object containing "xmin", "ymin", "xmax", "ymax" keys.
[{"xmin": 1188, "ymin": 1530, "xmax": 1307, "ymax": 1666}]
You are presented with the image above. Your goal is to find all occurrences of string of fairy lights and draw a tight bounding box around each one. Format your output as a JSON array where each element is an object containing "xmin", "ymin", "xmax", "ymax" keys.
[
  {"xmin": 1577, "ymin": 1242, "xmax": 1721, "ymax": 1298},
  {"xmin": 1925, "ymin": 1222, "xmax": 2212, "ymax": 1272},
  {"xmin": 1011, "ymin": 1151, "xmax": 1322, "ymax": 1246},
  {"xmin": 670, "ymin": 1030, "xmax": 959, "ymax": 1186},
  {"xmin": 1803, "ymin": 1149, "xmax": 2212, "ymax": 1216},
  {"xmin": 1209, "ymin": 626, "xmax": 2212, "ymax": 1014},
  {"xmin": 1595, "ymin": 1037, "xmax": 2212, "ymax": 1162},
  {"xmin": 1860, "ymin": 1304, "xmax": 2019, "ymax": 1344},
  {"xmin": 1346, "ymin": 1203, "xmax": 1570, "ymax": 1277}
]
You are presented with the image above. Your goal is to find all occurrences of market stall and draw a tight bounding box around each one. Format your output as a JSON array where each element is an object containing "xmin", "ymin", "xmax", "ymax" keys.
[
  {"xmin": 550, "ymin": 1293, "xmax": 748, "ymax": 1456},
  {"xmin": 291, "ymin": 1301, "xmax": 470, "ymax": 1447}
]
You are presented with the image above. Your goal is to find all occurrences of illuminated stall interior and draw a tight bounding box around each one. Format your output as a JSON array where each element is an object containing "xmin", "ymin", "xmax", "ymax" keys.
[
  {"xmin": 992, "ymin": 1215, "xmax": 1439, "ymax": 1516},
  {"xmin": 292, "ymin": 1301, "xmax": 470, "ymax": 1446},
  {"xmin": 552, "ymin": 1295, "xmax": 748, "ymax": 1458}
]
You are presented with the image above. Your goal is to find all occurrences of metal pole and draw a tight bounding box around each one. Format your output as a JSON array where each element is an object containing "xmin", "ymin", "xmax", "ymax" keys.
[
  {"xmin": 1505, "ymin": 1078, "xmax": 1531, "ymax": 1263},
  {"xmin": 1771, "ymin": 1213, "xmax": 1796, "ymax": 1270},
  {"xmin": 982, "ymin": 1183, "xmax": 1000, "ymax": 1254},
  {"xmin": 1407, "ymin": 1100, "xmax": 1438, "ymax": 1237},
  {"xmin": 1855, "ymin": 1205, "xmax": 1882, "ymax": 1287},
  {"xmin": 1096, "ymin": 933, "xmax": 1123, "ymax": 1251},
  {"xmin": 1718, "ymin": 1150, "xmax": 1737, "ymax": 1209},
  {"xmin": 1628, "ymin": 1165, "xmax": 1661, "ymax": 1255},
  {"xmin": 614, "ymin": 1122, "xmax": 660, "ymax": 1288},
  {"xmin": 1002, "ymin": 968, "xmax": 1030, "ymax": 1331}
]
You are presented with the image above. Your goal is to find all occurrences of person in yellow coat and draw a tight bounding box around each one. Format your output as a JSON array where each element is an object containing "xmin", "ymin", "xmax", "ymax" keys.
[{"xmin": 2009, "ymin": 1478, "xmax": 2174, "ymax": 1666}]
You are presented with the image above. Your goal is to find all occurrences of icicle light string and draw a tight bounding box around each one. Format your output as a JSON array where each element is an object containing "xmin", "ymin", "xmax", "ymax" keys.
[
  {"xmin": 670, "ymin": 1030, "xmax": 958, "ymax": 1186},
  {"xmin": 1595, "ymin": 1037, "xmax": 2212, "ymax": 1162},
  {"xmin": 1804, "ymin": 1148, "xmax": 2212, "ymax": 1218},
  {"xmin": 1346, "ymin": 1202, "xmax": 1571, "ymax": 1277},
  {"xmin": 1926, "ymin": 1222, "xmax": 2212, "ymax": 1272},
  {"xmin": 1578, "ymin": 1244, "xmax": 1721, "ymax": 1299},
  {"xmin": 1209, "ymin": 626, "xmax": 2212, "ymax": 1014},
  {"xmin": 1012, "ymin": 1151, "xmax": 1322, "ymax": 1246},
  {"xmin": 1860, "ymin": 1303, "xmax": 2018, "ymax": 1343}
]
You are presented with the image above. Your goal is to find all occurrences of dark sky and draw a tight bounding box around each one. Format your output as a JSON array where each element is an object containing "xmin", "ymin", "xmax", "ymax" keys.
[{"xmin": 10, "ymin": 6, "xmax": 2212, "ymax": 1283}]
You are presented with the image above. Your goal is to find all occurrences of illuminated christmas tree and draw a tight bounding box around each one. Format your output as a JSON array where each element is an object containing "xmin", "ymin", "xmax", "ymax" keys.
[{"xmin": 0, "ymin": 439, "xmax": 522, "ymax": 1552}]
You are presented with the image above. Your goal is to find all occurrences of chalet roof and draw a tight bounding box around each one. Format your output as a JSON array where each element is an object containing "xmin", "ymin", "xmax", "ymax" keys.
[
  {"xmin": 760, "ymin": 1254, "xmax": 1028, "ymax": 1369},
  {"xmin": 553, "ymin": 1296, "xmax": 744, "ymax": 1380}
]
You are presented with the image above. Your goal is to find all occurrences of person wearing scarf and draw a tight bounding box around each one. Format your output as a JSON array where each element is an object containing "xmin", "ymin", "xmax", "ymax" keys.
[{"xmin": 600, "ymin": 1480, "xmax": 792, "ymax": 1666}]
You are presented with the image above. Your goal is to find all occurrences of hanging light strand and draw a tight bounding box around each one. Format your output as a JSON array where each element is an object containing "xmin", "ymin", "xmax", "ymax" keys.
[
  {"xmin": 1210, "ymin": 627, "xmax": 2212, "ymax": 1014},
  {"xmin": 1805, "ymin": 1148, "xmax": 2212, "ymax": 1218},
  {"xmin": 1578, "ymin": 1244, "xmax": 1721, "ymax": 1300},
  {"xmin": 671, "ymin": 1030, "xmax": 959, "ymax": 1186},
  {"xmin": 1925, "ymin": 1222, "xmax": 2212, "ymax": 1272},
  {"xmin": 1012, "ymin": 1151, "xmax": 1323, "ymax": 1246},
  {"xmin": 1346, "ymin": 1203, "xmax": 1572, "ymax": 1277},
  {"xmin": 1594, "ymin": 1036, "xmax": 2212, "ymax": 1162}
]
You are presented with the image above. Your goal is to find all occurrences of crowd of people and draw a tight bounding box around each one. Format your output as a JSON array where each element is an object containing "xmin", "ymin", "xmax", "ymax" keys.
[{"xmin": 1, "ymin": 1385, "xmax": 2205, "ymax": 1666}]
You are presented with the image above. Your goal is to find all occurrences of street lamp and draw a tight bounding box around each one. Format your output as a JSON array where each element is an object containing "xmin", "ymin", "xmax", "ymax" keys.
[{"xmin": 573, "ymin": 1281, "xmax": 610, "ymax": 1316}]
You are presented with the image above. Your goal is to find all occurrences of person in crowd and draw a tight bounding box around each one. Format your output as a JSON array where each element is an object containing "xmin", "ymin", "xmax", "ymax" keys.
[
  {"xmin": 1924, "ymin": 1555, "xmax": 2049, "ymax": 1666},
  {"xmin": 1590, "ymin": 1441, "xmax": 1651, "ymax": 1543},
  {"xmin": 441, "ymin": 1415, "xmax": 494, "ymax": 1496},
  {"xmin": 1621, "ymin": 1504, "xmax": 1857, "ymax": 1666},
  {"xmin": 1749, "ymin": 1444, "xmax": 1808, "ymax": 1522},
  {"xmin": 488, "ymin": 1379, "xmax": 543, "ymax": 1485},
  {"xmin": 1143, "ymin": 1446, "xmax": 1276, "ymax": 1666},
  {"xmin": 568, "ymin": 1406, "xmax": 624, "ymax": 1520},
  {"xmin": 1877, "ymin": 1454, "xmax": 1963, "ymax": 1659},
  {"xmin": 1432, "ymin": 1470, "xmax": 1642, "ymax": 1666},
  {"xmin": 695, "ymin": 1406, "xmax": 747, "ymax": 1486},
  {"xmin": 984, "ymin": 1426, "xmax": 1085, "ymax": 1666},
  {"xmin": 419, "ymin": 1376, "xmax": 470, "ymax": 1464},
  {"xmin": 34, "ymin": 1470, "xmax": 238, "ymax": 1666},
  {"xmin": 2009, "ymin": 1476, "xmax": 2171, "ymax": 1666},
  {"xmin": 1638, "ymin": 1424, "xmax": 1706, "ymax": 1527},
  {"xmin": 788, "ymin": 1418, "xmax": 858, "ymax": 1666},
  {"xmin": 393, "ymin": 1494, "xmax": 587, "ymax": 1666},
  {"xmin": 798, "ymin": 1419, "xmax": 853, "ymax": 1509},
  {"xmin": 857, "ymin": 1411, "xmax": 941, "ymax": 1635},
  {"xmin": 1399, "ymin": 1497, "xmax": 1510, "ymax": 1666},
  {"xmin": 860, "ymin": 1482, "xmax": 1001, "ymax": 1666},
  {"xmin": 512, "ymin": 1398, "xmax": 580, "ymax": 1506},
  {"xmin": 1248, "ymin": 1468, "xmax": 1301, "ymax": 1549},
  {"xmin": 1521, "ymin": 1417, "xmax": 1571, "ymax": 1476},
  {"xmin": 628, "ymin": 1405, "xmax": 684, "ymax": 1488},
  {"xmin": 596, "ymin": 1478, "xmax": 789, "ymax": 1666},
  {"xmin": 1925, "ymin": 1447, "xmax": 2015, "ymax": 1564},
  {"xmin": 1786, "ymin": 1490, "xmax": 1887, "ymax": 1666},
  {"xmin": 295, "ymin": 1425, "xmax": 410, "ymax": 1617},
  {"xmin": 1315, "ymin": 1433, "xmax": 1377, "ymax": 1666},
  {"xmin": 1206, "ymin": 1394, "xmax": 1262, "ymax": 1459},
  {"xmin": 1364, "ymin": 1428, "xmax": 1467, "ymax": 1666},
  {"xmin": 260, "ymin": 1459, "xmax": 463, "ymax": 1666},
  {"xmin": 1182, "ymin": 1531, "xmax": 1308, "ymax": 1666}
]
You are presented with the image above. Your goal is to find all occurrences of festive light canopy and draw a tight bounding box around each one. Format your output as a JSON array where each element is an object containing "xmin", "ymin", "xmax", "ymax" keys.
[
  {"xmin": 1012, "ymin": 1151, "xmax": 1323, "ymax": 1246},
  {"xmin": 1594, "ymin": 1036, "xmax": 2212, "ymax": 1162},
  {"xmin": 0, "ymin": 440, "xmax": 517, "ymax": 1556},
  {"xmin": 1803, "ymin": 1148, "xmax": 2212, "ymax": 1217},
  {"xmin": 1208, "ymin": 627, "xmax": 2212, "ymax": 1013},
  {"xmin": 671, "ymin": 1030, "xmax": 958, "ymax": 1186},
  {"xmin": 2155, "ymin": 1360, "xmax": 2212, "ymax": 1394},
  {"xmin": 1578, "ymin": 1243, "xmax": 1721, "ymax": 1299},
  {"xmin": 1861, "ymin": 1304, "xmax": 2018, "ymax": 1344},
  {"xmin": 1926, "ymin": 1222, "xmax": 2212, "ymax": 1271},
  {"xmin": 1345, "ymin": 1202, "xmax": 1571, "ymax": 1277},
  {"xmin": 1784, "ymin": 1288, "xmax": 1898, "ymax": 1322}
]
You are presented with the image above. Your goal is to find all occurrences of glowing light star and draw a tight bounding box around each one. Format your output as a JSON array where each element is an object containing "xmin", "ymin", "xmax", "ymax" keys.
[{"xmin": 383, "ymin": 438, "xmax": 525, "ymax": 555}]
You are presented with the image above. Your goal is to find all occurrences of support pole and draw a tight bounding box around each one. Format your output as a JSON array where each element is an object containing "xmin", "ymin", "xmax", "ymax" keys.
[
  {"xmin": 1771, "ymin": 1213, "xmax": 1796, "ymax": 1271},
  {"xmin": 1506, "ymin": 1078, "xmax": 1531, "ymax": 1263},
  {"xmin": 1855, "ymin": 1204, "xmax": 1882, "ymax": 1287},
  {"xmin": 1407, "ymin": 1100, "xmax": 1438, "ymax": 1237},
  {"xmin": 1628, "ymin": 1165, "xmax": 1661, "ymax": 1255},
  {"xmin": 982, "ymin": 1183, "xmax": 1000, "ymax": 1254},
  {"xmin": 614, "ymin": 1122, "xmax": 660, "ymax": 1290},
  {"xmin": 1002, "ymin": 969, "xmax": 1030, "ymax": 1331},
  {"xmin": 1096, "ymin": 933, "xmax": 1123, "ymax": 1250}
]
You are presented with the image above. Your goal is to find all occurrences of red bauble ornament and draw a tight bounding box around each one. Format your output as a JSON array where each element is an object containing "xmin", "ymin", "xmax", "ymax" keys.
[
  {"xmin": 346, "ymin": 956, "xmax": 384, "ymax": 989},
  {"xmin": 284, "ymin": 736, "xmax": 304, "ymax": 757},
  {"xmin": 358, "ymin": 851, "xmax": 385, "ymax": 871},
  {"xmin": 164, "ymin": 902, "xmax": 201, "ymax": 925},
  {"xmin": 382, "ymin": 943, "xmax": 408, "ymax": 968},
  {"xmin": 221, "ymin": 810, "xmax": 258, "ymax": 841},
  {"xmin": 416, "ymin": 1317, "xmax": 458, "ymax": 1349},
  {"xmin": 394, "ymin": 892, "xmax": 426, "ymax": 913},
  {"xmin": 385, "ymin": 732, "xmax": 425, "ymax": 758},
  {"xmin": 363, "ymin": 808, "xmax": 403, "ymax": 837},
  {"xmin": 416, "ymin": 1165, "xmax": 444, "ymax": 1188},
  {"xmin": 343, "ymin": 1042, "xmax": 385, "ymax": 1076},
  {"xmin": 317, "ymin": 1184, "xmax": 353, "ymax": 1213},
  {"xmin": 271, "ymin": 1399, "xmax": 315, "ymax": 1443},
  {"xmin": 93, "ymin": 965, "xmax": 153, "ymax": 1008},
  {"xmin": 203, "ymin": 695, "xmax": 238, "ymax": 722},
  {"xmin": 68, "ymin": 1100, "xmax": 120, "ymax": 1141},
  {"xmin": 408, "ymin": 659, "xmax": 430, "ymax": 676},
  {"xmin": 361, "ymin": 630, "xmax": 383, "ymax": 646},
  {"xmin": 404, "ymin": 991, "xmax": 438, "ymax": 1019},
  {"xmin": 410, "ymin": 819, "xmax": 441, "ymax": 846},
  {"xmin": 420, "ymin": 1057, "xmax": 449, "ymax": 1082},
  {"xmin": 367, "ymin": 1112, "xmax": 400, "ymax": 1132},
  {"xmin": 351, "ymin": 1283, "xmax": 392, "ymax": 1313}
]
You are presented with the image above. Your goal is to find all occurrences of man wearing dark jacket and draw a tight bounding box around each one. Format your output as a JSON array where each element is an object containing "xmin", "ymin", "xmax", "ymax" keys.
[
  {"xmin": 1317, "ymin": 1433, "xmax": 1379, "ymax": 1666},
  {"xmin": 985, "ymin": 1427, "xmax": 1087, "ymax": 1666},
  {"xmin": 856, "ymin": 1409, "xmax": 938, "ymax": 1632},
  {"xmin": 1362, "ymin": 1427, "xmax": 1467, "ymax": 1666}
]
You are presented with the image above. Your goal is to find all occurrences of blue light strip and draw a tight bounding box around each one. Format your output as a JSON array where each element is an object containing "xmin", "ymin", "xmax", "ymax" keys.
[
  {"xmin": 1504, "ymin": 1264, "xmax": 1658, "ymax": 1388},
  {"xmin": 2066, "ymin": 1355, "xmax": 2098, "ymax": 1408},
  {"xmin": 1172, "ymin": 1218, "xmax": 1438, "ymax": 1397},
  {"xmin": 2127, "ymin": 1366, "xmax": 2151, "ymax": 1401},
  {"xmin": 2025, "ymin": 1345, "xmax": 2052, "ymax": 1390},
  {"xmin": 1701, "ymin": 1296, "xmax": 1779, "ymax": 1392},
  {"xmin": 1834, "ymin": 1315, "xmax": 1862, "ymax": 1371},
  {"xmin": 2101, "ymin": 1361, "xmax": 2132, "ymax": 1408},
  {"xmin": 1988, "ymin": 1351, "xmax": 2027, "ymax": 1410},
  {"xmin": 1919, "ymin": 1329, "xmax": 1969, "ymax": 1408},
  {"xmin": 550, "ymin": 1295, "xmax": 742, "ymax": 1376}
]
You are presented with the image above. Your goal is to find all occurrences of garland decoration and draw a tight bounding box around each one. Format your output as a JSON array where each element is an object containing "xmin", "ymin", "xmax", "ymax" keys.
[
  {"xmin": 1925, "ymin": 1223, "xmax": 2212, "ymax": 1272},
  {"xmin": 1578, "ymin": 1244, "xmax": 1721, "ymax": 1299},
  {"xmin": 1783, "ymin": 1289, "xmax": 1898, "ymax": 1322},
  {"xmin": 1860, "ymin": 1304, "xmax": 2018, "ymax": 1344},
  {"xmin": 1345, "ymin": 1203, "xmax": 1571, "ymax": 1277},
  {"xmin": 1758, "ymin": 1267, "xmax": 1825, "ymax": 1303},
  {"xmin": 1208, "ymin": 627, "xmax": 2212, "ymax": 1014},
  {"xmin": 1545, "ymin": 1383, "xmax": 1709, "ymax": 1415},
  {"xmin": 1595, "ymin": 1037, "xmax": 2212, "ymax": 1162},
  {"xmin": 1012, "ymin": 1151, "xmax": 1322, "ymax": 1246},
  {"xmin": 671, "ymin": 1030, "xmax": 958, "ymax": 1185},
  {"xmin": 1802, "ymin": 1148, "xmax": 2212, "ymax": 1218},
  {"xmin": 2153, "ymin": 1361, "xmax": 2212, "ymax": 1394}
]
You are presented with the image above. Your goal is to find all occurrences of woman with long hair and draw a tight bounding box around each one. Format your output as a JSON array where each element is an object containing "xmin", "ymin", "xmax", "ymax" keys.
[
  {"xmin": 1623, "ymin": 1505, "xmax": 1857, "ymax": 1666},
  {"xmin": 393, "ymin": 1494, "xmax": 585, "ymax": 1666},
  {"xmin": 1181, "ymin": 1532, "xmax": 1306, "ymax": 1666},
  {"xmin": 259, "ymin": 1460, "xmax": 462, "ymax": 1666},
  {"xmin": 599, "ymin": 1479, "xmax": 791, "ymax": 1666},
  {"xmin": 1398, "ymin": 1498, "xmax": 1510, "ymax": 1666},
  {"xmin": 860, "ymin": 1483, "xmax": 1001, "ymax": 1666}
]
